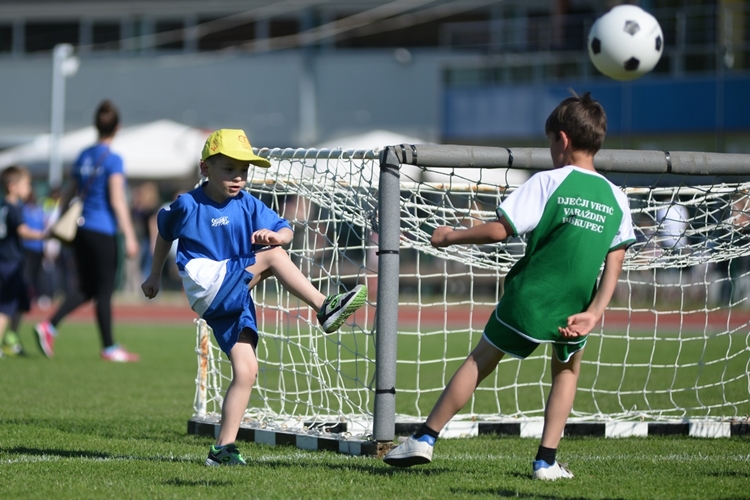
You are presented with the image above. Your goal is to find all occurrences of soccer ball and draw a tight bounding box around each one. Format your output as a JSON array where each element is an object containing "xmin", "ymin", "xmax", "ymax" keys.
[{"xmin": 588, "ymin": 5, "xmax": 664, "ymax": 81}]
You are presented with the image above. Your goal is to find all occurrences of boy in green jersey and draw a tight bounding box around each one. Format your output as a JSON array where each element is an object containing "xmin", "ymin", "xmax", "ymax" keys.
[{"xmin": 384, "ymin": 91, "xmax": 636, "ymax": 480}]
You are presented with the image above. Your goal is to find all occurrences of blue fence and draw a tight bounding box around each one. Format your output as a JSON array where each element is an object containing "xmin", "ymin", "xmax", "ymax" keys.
[{"xmin": 443, "ymin": 74, "xmax": 750, "ymax": 140}]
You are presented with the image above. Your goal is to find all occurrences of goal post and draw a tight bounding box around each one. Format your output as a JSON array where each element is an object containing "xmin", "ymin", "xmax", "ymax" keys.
[{"xmin": 188, "ymin": 145, "xmax": 750, "ymax": 453}]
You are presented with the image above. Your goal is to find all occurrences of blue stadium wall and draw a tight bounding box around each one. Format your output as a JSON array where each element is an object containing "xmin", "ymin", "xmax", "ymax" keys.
[{"xmin": 443, "ymin": 74, "xmax": 750, "ymax": 151}]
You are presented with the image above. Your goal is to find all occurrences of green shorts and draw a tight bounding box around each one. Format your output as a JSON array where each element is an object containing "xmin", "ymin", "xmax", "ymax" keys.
[{"xmin": 483, "ymin": 308, "xmax": 587, "ymax": 362}]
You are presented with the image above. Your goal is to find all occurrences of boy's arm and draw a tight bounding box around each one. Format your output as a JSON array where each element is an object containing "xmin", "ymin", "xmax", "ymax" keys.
[
  {"xmin": 431, "ymin": 217, "xmax": 512, "ymax": 248},
  {"xmin": 142, "ymin": 234, "xmax": 173, "ymax": 299},
  {"xmin": 16, "ymin": 223, "xmax": 45, "ymax": 241},
  {"xmin": 558, "ymin": 247, "xmax": 626, "ymax": 338}
]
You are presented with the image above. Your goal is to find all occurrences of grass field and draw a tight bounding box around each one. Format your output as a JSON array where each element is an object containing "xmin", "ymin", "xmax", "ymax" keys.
[{"xmin": 1, "ymin": 319, "xmax": 749, "ymax": 499}]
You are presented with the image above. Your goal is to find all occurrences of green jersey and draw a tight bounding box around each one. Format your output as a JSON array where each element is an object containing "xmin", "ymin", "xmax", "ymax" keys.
[{"xmin": 496, "ymin": 166, "xmax": 635, "ymax": 343}]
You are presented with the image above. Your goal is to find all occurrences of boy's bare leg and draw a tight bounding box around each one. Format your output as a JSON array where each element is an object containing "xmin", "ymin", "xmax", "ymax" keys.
[
  {"xmin": 217, "ymin": 339, "xmax": 258, "ymax": 446},
  {"xmin": 0, "ymin": 313, "xmax": 9, "ymax": 344},
  {"xmin": 425, "ymin": 337, "xmax": 505, "ymax": 432},
  {"xmin": 540, "ymin": 349, "xmax": 583, "ymax": 449},
  {"xmin": 247, "ymin": 246, "xmax": 326, "ymax": 311}
]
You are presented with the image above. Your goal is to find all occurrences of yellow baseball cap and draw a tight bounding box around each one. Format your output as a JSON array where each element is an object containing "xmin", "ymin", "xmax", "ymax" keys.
[{"xmin": 201, "ymin": 129, "xmax": 271, "ymax": 168}]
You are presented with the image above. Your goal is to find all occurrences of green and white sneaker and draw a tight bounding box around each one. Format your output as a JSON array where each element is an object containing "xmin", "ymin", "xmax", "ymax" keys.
[
  {"xmin": 317, "ymin": 284, "xmax": 368, "ymax": 334},
  {"xmin": 205, "ymin": 443, "xmax": 247, "ymax": 466},
  {"xmin": 2, "ymin": 331, "xmax": 24, "ymax": 356}
]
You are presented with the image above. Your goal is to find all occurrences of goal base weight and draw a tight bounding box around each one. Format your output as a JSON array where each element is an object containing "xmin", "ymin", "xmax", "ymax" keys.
[{"xmin": 188, "ymin": 416, "xmax": 380, "ymax": 456}]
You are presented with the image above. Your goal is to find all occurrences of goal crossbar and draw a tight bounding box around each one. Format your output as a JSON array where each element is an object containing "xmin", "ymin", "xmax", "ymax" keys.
[{"xmin": 252, "ymin": 145, "xmax": 750, "ymax": 175}]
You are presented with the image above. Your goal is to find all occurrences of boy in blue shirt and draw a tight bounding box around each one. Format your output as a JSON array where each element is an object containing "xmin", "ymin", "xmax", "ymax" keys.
[
  {"xmin": 383, "ymin": 92, "xmax": 635, "ymax": 480},
  {"xmin": 141, "ymin": 129, "xmax": 367, "ymax": 466},
  {"xmin": 0, "ymin": 166, "xmax": 46, "ymax": 358}
]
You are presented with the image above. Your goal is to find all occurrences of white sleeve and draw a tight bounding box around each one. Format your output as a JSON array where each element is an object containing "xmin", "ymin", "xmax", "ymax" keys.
[
  {"xmin": 496, "ymin": 172, "xmax": 553, "ymax": 236},
  {"xmin": 610, "ymin": 191, "xmax": 636, "ymax": 249}
]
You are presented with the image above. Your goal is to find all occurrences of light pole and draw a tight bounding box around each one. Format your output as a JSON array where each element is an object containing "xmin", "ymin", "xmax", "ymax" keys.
[{"xmin": 49, "ymin": 43, "xmax": 79, "ymax": 190}]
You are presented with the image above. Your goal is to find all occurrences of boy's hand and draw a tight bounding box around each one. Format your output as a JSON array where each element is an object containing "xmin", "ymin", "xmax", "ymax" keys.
[
  {"xmin": 252, "ymin": 229, "xmax": 285, "ymax": 246},
  {"xmin": 431, "ymin": 226, "xmax": 454, "ymax": 248},
  {"xmin": 141, "ymin": 274, "xmax": 161, "ymax": 299},
  {"xmin": 558, "ymin": 312, "xmax": 598, "ymax": 338}
]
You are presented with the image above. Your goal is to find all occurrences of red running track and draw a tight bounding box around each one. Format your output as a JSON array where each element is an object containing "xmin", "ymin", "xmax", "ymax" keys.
[{"xmin": 24, "ymin": 298, "xmax": 750, "ymax": 331}]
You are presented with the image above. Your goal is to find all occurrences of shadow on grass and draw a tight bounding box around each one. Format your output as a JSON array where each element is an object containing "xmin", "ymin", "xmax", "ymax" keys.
[
  {"xmin": 0, "ymin": 417, "xmax": 186, "ymax": 441},
  {"xmin": 244, "ymin": 455, "xmax": 451, "ymax": 477},
  {"xmin": 2, "ymin": 446, "xmax": 196, "ymax": 463},
  {"xmin": 3, "ymin": 447, "xmax": 111, "ymax": 460},
  {"xmin": 450, "ymin": 488, "xmax": 624, "ymax": 500},
  {"xmin": 164, "ymin": 478, "xmax": 235, "ymax": 487},
  {"xmin": 707, "ymin": 470, "xmax": 750, "ymax": 478}
]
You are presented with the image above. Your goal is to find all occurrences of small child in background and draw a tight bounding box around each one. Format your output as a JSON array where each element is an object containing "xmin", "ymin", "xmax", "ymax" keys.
[
  {"xmin": 0, "ymin": 166, "xmax": 46, "ymax": 357},
  {"xmin": 142, "ymin": 129, "xmax": 367, "ymax": 466}
]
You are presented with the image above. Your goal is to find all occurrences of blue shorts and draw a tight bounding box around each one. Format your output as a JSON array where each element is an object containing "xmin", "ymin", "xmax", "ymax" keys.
[
  {"xmin": 0, "ymin": 261, "xmax": 30, "ymax": 317},
  {"xmin": 180, "ymin": 255, "xmax": 259, "ymax": 354},
  {"xmin": 482, "ymin": 307, "xmax": 587, "ymax": 363}
]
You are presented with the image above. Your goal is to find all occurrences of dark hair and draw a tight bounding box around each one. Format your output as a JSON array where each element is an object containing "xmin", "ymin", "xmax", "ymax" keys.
[
  {"xmin": 95, "ymin": 100, "xmax": 120, "ymax": 138},
  {"xmin": 0, "ymin": 165, "xmax": 29, "ymax": 194},
  {"xmin": 545, "ymin": 91, "xmax": 607, "ymax": 155}
]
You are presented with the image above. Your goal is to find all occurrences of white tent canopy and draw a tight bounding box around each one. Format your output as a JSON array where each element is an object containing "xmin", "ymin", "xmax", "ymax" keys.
[
  {"xmin": 314, "ymin": 129, "xmax": 427, "ymax": 151},
  {"xmin": 314, "ymin": 130, "xmax": 528, "ymax": 186},
  {"xmin": 0, "ymin": 119, "xmax": 210, "ymax": 179},
  {"xmin": 308, "ymin": 129, "xmax": 429, "ymax": 181}
]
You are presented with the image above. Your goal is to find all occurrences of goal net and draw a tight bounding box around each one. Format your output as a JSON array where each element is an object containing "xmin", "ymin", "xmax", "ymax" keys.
[{"xmin": 190, "ymin": 145, "xmax": 750, "ymax": 448}]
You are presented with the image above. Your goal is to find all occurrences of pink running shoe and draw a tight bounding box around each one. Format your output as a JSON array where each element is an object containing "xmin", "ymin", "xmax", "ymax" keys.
[
  {"xmin": 101, "ymin": 345, "xmax": 140, "ymax": 363},
  {"xmin": 34, "ymin": 322, "xmax": 57, "ymax": 358}
]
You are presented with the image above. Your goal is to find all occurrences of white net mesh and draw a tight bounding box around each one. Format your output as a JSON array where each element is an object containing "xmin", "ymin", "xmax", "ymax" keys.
[{"xmin": 194, "ymin": 148, "xmax": 750, "ymax": 437}]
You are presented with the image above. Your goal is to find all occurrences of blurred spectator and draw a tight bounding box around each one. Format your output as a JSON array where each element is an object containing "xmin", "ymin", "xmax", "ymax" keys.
[
  {"xmin": 125, "ymin": 182, "xmax": 160, "ymax": 294},
  {"xmin": 34, "ymin": 100, "xmax": 140, "ymax": 362},
  {"xmin": 20, "ymin": 188, "xmax": 46, "ymax": 297},
  {"xmin": 717, "ymin": 192, "xmax": 750, "ymax": 305},
  {"xmin": 653, "ymin": 196, "xmax": 691, "ymax": 301},
  {"xmin": 655, "ymin": 200, "xmax": 689, "ymax": 255}
]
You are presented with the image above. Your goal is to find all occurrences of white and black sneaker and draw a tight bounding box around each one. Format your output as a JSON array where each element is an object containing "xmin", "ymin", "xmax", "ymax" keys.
[
  {"xmin": 317, "ymin": 284, "xmax": 367, "ymax": 334},
  {"xmin": 383, "ymin": 436, "xmax": 434, "ymax": 467},
  {"xmin": 532, "ymin": 460, "xmax": 574, "ymax": 480}
]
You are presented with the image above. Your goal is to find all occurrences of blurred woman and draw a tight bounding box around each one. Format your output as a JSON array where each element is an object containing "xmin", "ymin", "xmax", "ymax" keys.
[{"xmin": 34, "ymin": 100, "xmax": 140, "ymax": 362}]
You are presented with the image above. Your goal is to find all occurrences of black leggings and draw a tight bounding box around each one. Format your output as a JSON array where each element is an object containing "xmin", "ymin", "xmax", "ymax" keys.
[{"xmin": 50, "ymin": 228, "xmax": 118, "ymax": 349}]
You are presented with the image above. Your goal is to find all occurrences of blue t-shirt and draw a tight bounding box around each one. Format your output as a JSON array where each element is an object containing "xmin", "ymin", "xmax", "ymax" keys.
[
  {"xmin": 157, "ymin": 185, "xmax": 292, "ymax": 270},
  {"xmin": 0, "ymin": 199, "xmax": 25, "ymax": 266},
  {"xmin": 22, "ymin": 202, "xmax": 45, "ymax": 253},
  {"xmin": 73, "ymin": 143, "xmax": 124, "ymax": 236}
]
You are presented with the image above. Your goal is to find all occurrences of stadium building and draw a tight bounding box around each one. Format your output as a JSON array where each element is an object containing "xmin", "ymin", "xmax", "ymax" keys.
[{"xmin": 0, "ymin": 0, "xmax": 746, "ymax": 166}]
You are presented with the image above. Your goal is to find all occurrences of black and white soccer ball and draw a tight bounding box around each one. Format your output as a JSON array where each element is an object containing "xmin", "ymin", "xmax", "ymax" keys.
[{"xmin": 588, "ymin": 5, "xmax": 664, "ymax": 81}]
